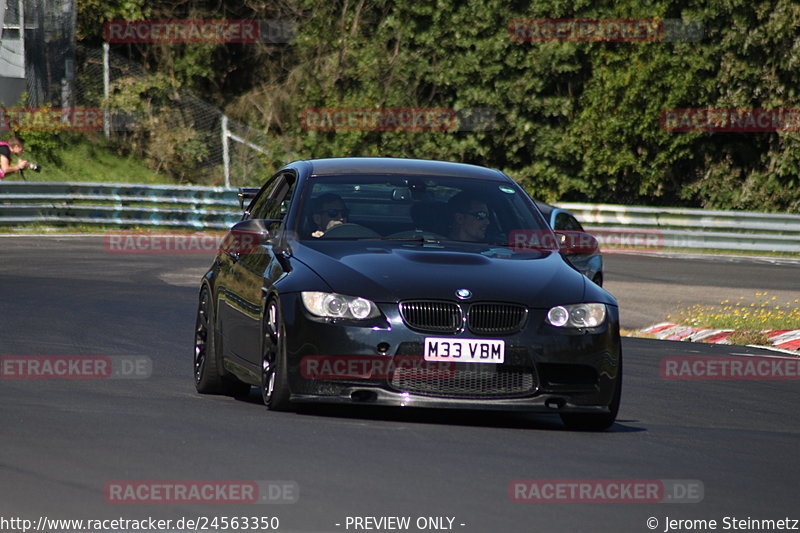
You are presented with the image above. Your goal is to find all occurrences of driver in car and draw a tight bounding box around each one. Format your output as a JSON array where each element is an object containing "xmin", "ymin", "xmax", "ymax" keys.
[
  {"xmin": 447, "ymin": 192, "xmax": 491, "ymax": 242},
  {"xmin": 311, "ymin": 193, "xmax": 350, "ymax": 238}
]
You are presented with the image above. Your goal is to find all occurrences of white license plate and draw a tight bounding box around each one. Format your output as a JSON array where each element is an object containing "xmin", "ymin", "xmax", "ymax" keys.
[{"xmin": 424, "ymin": 337, "xmax": 505, "ymax": 363}]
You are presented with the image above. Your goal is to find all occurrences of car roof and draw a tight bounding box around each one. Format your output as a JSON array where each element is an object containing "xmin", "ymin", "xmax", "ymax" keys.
[
  {"xmin": 294, "ymin": 157, "xmax": 509, "ymax": 181},
  {"xmin": 535, "ymin": 201, "xmax": 554, "ymax": 217},
  {"xmin": 536, "ymin": 201, "xmax": 578, "ymax": 220}
]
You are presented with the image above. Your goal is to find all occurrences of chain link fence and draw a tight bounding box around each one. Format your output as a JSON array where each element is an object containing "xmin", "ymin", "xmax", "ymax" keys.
[
  {"xmin": 0, "ymin": 0, "xmax": 75, "ymax": 107},
  {"xmin": 1, "ymin": 0, "xmax": 75, "ymax": 107},
  {"xmin": 73, "ymin": 44, "xmax": 276, "ymax": 187},
  {"xmin": 3, "ymin": 0, "xmax": 279, "ymax": 186}
]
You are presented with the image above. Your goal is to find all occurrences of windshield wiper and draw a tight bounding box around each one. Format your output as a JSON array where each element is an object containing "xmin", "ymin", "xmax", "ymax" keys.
[{"xmin": 379, "ymin": 235, "xmax": 442, "ymax": 244}]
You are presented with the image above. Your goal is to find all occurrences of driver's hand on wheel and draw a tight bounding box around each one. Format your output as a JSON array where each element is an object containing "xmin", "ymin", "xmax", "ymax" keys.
[{"xmin": 312, "ymin": 220, "xmax": 345, "ymax": 238}]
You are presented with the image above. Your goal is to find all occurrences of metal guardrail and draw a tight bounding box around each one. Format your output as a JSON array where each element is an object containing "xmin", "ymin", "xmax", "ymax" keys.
[
  {"xmin": 556, "ymin": 202, "xmax": 800, "ymax": 253},
  {"xmin": 0, "ymin": 181, "xmax": 241, "ymax": 229},
  {"xmin": 0, "ymin": 182, "xmax": 798, "ymax": 253}
]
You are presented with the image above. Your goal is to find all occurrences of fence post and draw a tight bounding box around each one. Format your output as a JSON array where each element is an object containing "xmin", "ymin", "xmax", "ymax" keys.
[
  {"xmin": 222, "ymin": 114, "xmax": 231, "ymax": 188},
  {"xmin": 103, "ymin": 42, "xmax": 110, "ymax": 139}
]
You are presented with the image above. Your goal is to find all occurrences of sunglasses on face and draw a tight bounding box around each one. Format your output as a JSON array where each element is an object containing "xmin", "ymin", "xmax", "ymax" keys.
[
  {"xmin": 466, "ymin": 210, "xmax": 489, "ymax": 221},
  {"xmin": 321, "ymin": 208, "xmax": 349, "ymax": 218}
]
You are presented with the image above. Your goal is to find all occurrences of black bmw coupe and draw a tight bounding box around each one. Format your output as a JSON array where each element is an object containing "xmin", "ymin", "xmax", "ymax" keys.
[{"xmin": 194, "ymin": 157, "xmax": 621, "ymax": 430}]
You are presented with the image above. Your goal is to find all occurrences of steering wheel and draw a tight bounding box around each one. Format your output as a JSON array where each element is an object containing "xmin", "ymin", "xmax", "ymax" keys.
[{"xmin": 320, "ymin": 223, "xmax": 381, "ymax": 239}]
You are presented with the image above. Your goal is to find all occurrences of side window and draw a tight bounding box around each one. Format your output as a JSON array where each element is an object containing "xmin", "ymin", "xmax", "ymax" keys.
[
  {"xmin": 248, "ymin": 171, "xmax": 296, "ymax": 221},
  {"xmin": 245, "ymin": 180, "xmax": 275, "ymax": 221},
  {"xmin": 567, "ymin": 214, "xmax": 584, "ymax": 231},
  {"xmin": 554, "ymin": 212, "xmax": 583, "ymax": 231}
]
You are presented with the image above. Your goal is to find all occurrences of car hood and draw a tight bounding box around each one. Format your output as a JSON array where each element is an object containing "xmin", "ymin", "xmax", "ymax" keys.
[{"xmin": 290, "ymin": 241, "xmax": 614, "ymax": 308}]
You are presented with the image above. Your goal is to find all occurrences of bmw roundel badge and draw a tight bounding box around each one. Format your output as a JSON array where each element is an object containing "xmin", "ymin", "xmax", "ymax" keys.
[{"xmin": 456, "ymin": 289, "xmax": 472, "ymax": 300}]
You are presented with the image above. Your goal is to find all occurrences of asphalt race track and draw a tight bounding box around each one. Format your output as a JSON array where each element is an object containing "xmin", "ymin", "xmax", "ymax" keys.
[
  {"xmin": 1, "ymin": 236, "xmax": 799, "ymax": 533},
  {"xmin": 602, "ymin": 253, "xmax": 800, "ymax": 330}
]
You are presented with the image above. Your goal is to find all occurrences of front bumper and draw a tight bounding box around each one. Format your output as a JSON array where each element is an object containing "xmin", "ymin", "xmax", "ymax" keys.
[{"xmin": 280, "ymin": 293, "xmax": 621, "ymax": 414}]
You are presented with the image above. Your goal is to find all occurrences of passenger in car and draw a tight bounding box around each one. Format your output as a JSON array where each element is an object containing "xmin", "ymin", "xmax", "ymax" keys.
[{"xmin": 447, "ymin": 192, "xmax": 491, "ymax": 242}]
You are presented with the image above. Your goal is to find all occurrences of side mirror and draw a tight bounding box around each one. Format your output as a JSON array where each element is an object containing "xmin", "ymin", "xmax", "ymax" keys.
[
  {"xmin": 555, "ymin": 230, "xmax": 599, "ymax": 255},
  {"xmin": 220, "ymin": 219, "xmax": 281, "ymax": 255}
]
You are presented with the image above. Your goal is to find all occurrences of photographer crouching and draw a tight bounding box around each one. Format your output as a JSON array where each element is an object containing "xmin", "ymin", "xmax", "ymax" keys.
[{"xmin": 0, "ymin": 136, "xmax": 41, "ymax": 180}]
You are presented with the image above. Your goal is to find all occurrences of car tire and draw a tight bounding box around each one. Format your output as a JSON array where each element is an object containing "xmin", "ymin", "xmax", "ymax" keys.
[
  {"xmin": 261, "ymin": 298, "xmax": 292, "ymax": 411},
  {"xmin": 194, "ymin": 285, "xmax": 251, "ymax": 397},
  {"xmin": 560, "ymin": 355, "xmax": 621, "ymax": 431}
]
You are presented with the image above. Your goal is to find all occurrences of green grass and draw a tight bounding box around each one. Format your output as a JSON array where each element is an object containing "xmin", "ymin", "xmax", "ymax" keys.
[
  {"xmin": 669, "ymin": 292, "xmax": 800, "ymax": 331},
  {"xmin": 21, "ymin": 135, "xmax": 172, "ymax": 184}
]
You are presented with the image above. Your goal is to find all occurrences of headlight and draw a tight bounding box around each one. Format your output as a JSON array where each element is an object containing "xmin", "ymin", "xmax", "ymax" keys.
[
  {"xmin": 546, "ymin": 303, "xmax": 606, "ymax": 328},
  {"xmin": 301, "ymin": 292, "xmax": 380, "ymax": 320}
]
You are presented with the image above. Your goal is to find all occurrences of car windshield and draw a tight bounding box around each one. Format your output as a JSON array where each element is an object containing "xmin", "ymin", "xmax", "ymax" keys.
[{"xmin": 295, "ymin": 174, "xmax": 553, "ymax": 248}]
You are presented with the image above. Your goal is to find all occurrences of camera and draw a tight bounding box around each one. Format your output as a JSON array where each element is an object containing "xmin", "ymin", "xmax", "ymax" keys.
[{"xmin": 27, "ymin": 163, "xmax": 42, "ymax": 172}]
